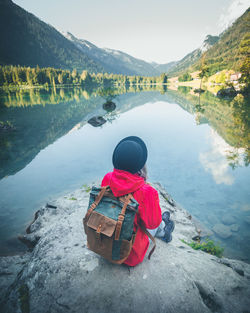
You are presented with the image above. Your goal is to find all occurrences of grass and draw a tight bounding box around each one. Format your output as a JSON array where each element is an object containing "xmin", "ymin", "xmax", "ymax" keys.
[
  {"xmin": 68, "ymin": 197, "xmax": 77, "ymax": 201},
  {"xmin": 180, "ymin": 238, "xmax": 224, "ymax": 258},
  {"xmin": 81, "ymin": 184, "xmax": 92, "ymax": 193}
]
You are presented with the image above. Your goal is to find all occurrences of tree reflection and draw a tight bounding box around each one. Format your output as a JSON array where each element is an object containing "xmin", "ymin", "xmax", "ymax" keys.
[{"xmin": 167, "ymin": 88, "xmax": 249, "ymax": 169}]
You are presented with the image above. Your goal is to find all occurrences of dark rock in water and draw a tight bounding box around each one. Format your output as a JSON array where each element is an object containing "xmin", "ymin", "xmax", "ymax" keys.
[
  {"xmin": 194, "ymin": 88, "xmax": 205, "ymax": 93},
  {"xmin": 221, "ymin": 214, "xmax": 237, "ymax": 225},
  {"xmin": 46, "ymin": 203, "xmax": 57, "ymax": 209},
  {"xmin": 0, "ymin": 123, "xmax": 16, "ymax": 132},
  {"xmin": 217, "ymin": 87, "xmax": 237, "ymax": 98},
  {"xmin": 103, "ymin": 101, "xmax": 116, "ymax": 112},
  {"xmin": 88, "ymin": 116, "xmax": 106, "ymax": 127}
]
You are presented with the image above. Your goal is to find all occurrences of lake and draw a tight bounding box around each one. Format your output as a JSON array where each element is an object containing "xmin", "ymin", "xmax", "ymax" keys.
[{"xmin": 0, "ymin": 85, "xmax": 249, "ymax": 262}]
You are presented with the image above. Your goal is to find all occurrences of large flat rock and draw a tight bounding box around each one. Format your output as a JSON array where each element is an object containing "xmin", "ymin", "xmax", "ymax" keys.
[{"xmin": 1, "ymin": 183, "xmax": 250, "ymax": 313}]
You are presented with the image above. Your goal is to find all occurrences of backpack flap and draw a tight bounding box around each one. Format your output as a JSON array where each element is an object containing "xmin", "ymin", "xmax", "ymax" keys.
[{"xmin": 87, "ymin": 211, "xmax": 117, "ymax": 237}]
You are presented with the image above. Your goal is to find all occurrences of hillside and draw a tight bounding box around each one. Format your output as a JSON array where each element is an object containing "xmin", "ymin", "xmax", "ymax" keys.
[
  {"xmin": 195, "ymin": 7, "xmax": 250, "ymax": 75},
  {"xmin": 152, "ymin": 61, "xmax": 177, "ymax": 73},
  {"xmin": 167, "ymin": 8, "xmax": 250, "ymax": 77},
  {"xmin": 64, "ymin": 32, "xmax": 160, "ymax": 76},
  {"xmin": 0, "ymin": 0, "xmax": 103, "ymax": 72},
  {"xmin": 166, "ymin": 35, "xmax": 219, "ymax": 77}
]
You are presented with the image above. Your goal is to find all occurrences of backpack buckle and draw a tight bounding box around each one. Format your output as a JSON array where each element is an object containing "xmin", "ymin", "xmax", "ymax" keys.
[{"xmin": 96, "ymin": 224, "xmax": 102, "ymax": 241}]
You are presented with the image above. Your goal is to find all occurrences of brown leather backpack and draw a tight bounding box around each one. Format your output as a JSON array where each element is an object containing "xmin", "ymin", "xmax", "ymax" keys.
[{"xmin": 83, "ymin": 185, "xmax": 156, "ymax": 264}]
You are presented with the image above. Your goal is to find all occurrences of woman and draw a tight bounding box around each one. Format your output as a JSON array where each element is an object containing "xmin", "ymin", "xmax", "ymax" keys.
[{"xmin": 101, "ymin": 136, "xmax": 174, "ymax": 267}]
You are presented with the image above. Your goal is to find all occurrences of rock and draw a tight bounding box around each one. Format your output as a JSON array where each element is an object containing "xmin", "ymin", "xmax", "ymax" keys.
[
  {"xmin": 191, "ymin": 216, "xmax": 213, "ymax": 238},
  {"xmin": 221, "ymin": 214, "xmax": 237, "ymax": 225},
  {"xmin": 230, "ymin": 224, "xmax": 239, "ymax": 232},
  {"xmin": 18, "ymin": 234, "xmax": 41, "ymax": 249},
  {"xmin": 103, "ymin": 101, "xmax": 116, "ymax": 112},
  {"xmin": 212, "ymin": 223, "xmax": 232, "ymax": 239},
  {"xmin": 245, "ymin": 216, "xmax": 250, "ymax": 225},
  {"xmin": 88, "ymin": 116, "xmax": 106, "ymax": 127},
  {"xmin": 45, "ymin": 203, "xmax": 57, "ymax": 209},
  {"xmin": 0, "ymin": 122, "xmax": 16, "ymax": 132},
  {"xmin": 1, "ymin": 185, "xmax": 250, "ymax": 313},
  {"xmin": 0, "ymin": 254, "xmax": 30, "ymax": 304},
  {"xmin": 194, "ymin": 88, "xmax": 205, "ymax": 93},
  {"xmin": 217, "ymin": 87, "xmax": 237, "ymax": 98}
]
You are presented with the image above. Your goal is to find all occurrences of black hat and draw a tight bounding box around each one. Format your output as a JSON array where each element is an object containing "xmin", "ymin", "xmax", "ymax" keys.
[{"xmin": 112, "ymin": 136, "xmax": 148, "ymax": 174}]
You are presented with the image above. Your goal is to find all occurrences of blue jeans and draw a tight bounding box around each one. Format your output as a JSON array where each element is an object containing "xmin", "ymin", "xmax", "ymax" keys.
[{"xmin": 147, "ymin": 221, "xmax": 166, "ymax": 238}]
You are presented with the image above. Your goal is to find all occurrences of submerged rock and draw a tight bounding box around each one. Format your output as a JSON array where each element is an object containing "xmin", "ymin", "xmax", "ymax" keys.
[
  {"xmin": 217, "ymin": 87, "xmax": 237, "ymax": 98},
  {"xmin": 212, "ymin": 223, "xmax": 232, "ymax": 239},
  {"xmin": 231, "ymin": 224, "xmax": 239, "ymax": 232},
  {"xmin": 221, "ymin": 214, "xmax": 237, "ymax": 225},
  {"xmin": 103, "ymin": 101, "xmax": 116, "ymax": 112},
  {"xmin": 1, "ymin": 184, "xmax": 250, "ymax": 313},
  {"xmin": 0, "ymin": 122, "xmax": 16, "ymax": 132},
  {"xmin": 194, "ymin": 88, "xmax": 205, "ymax": 94},
  {"xmin": 88, "ymin": 116, "xmax": 106, "ymax": 127}
]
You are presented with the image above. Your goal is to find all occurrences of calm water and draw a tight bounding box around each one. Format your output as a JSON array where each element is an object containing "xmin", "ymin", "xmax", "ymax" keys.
[{"xmin": 0, "ymin": 86, "xmax": 249, "ymax": 261}]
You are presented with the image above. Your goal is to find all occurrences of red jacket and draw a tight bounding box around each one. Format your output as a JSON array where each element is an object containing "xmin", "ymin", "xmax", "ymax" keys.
[{"xmin": 101, "ymin": 169, "xmax": 162, "ymax": 266}]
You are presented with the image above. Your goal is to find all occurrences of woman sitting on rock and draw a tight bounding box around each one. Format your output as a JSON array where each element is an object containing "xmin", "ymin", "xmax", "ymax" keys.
[{"xmin": 101, "ymin": 136, "xmax": 175, "ymax": 267}]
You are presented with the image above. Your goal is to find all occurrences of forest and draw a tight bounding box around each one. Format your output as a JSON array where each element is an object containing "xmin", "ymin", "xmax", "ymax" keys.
[{"xmin": 0, "ymin": 65, "xmax": 168, "ymax": 88}]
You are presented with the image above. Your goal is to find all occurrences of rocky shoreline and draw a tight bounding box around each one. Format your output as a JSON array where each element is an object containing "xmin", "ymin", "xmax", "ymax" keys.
[{"xmin": 1, "ymin": 183, "xmax": 250, "ymax": 313}]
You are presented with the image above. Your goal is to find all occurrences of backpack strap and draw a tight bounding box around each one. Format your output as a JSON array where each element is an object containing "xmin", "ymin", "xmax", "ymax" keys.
[
  {"xmin": 84, "ymin": 186, "xmax": 109, "ymax": 221},
  {"xmin": 138, "ymin": 220, "xmax": 156, "ymax": 260},
  {"xmin": 114, "ymin": 193, "xmax": 133, "ymax": 240}
]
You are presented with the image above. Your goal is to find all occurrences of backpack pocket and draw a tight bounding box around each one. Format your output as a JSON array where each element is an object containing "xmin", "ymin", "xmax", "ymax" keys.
[
  {"xmin": 84, "ymin": 211, "xmax": 117, "ymax": 260},
  {"xmin": 87, "ymin": 211, "xmax": 117, "ymax": 237}
]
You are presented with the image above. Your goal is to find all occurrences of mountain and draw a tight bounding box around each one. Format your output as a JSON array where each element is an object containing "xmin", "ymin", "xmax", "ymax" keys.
[
  {"xmin": 151, "ymin": 61, "xmax": 177, "ymax": 73},
  {"xmin": 0, "ymin": 0, "xmax": 161, "ymax": 76},
  {"xmin": 194, "ymin": 8, "xmax": 250, "ymax": 75},
  {"xmin": 63, "ymin": 32, "xmax": 160, "ymax": 76},
  {"xmin": 0, "ymin": 0, "xmax": 103, "ymax": 72},
  {"xmin": 166, "ymin": 35, "xmax": 219, "ymax": 77},
  {"xmin": 166, "ymin": 8, "xmax": 249, "ymax": 77}
]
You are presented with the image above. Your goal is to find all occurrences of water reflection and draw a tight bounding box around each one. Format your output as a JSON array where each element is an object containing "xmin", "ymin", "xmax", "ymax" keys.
[
  {"xmin": 0, "ymin": 85, "xmax": 249, "ymax": 260},
  {"xmin": 199, "ymin": 129, "xmax": 239, "ymax": 185},
  {"xmin": 167, "ymin": 87, "xmax": 250, "ymax": 168}
]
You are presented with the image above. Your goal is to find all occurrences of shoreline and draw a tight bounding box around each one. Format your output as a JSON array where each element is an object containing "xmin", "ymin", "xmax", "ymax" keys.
[{"xmin": 1, "ymin": 183, "xmax": 250, "ymax": 312}]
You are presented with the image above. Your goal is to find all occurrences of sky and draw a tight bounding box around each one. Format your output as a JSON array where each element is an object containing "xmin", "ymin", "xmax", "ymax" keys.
[{"xmin": 14, "ymin": 0, "xmax": 250, "ymax": 64}]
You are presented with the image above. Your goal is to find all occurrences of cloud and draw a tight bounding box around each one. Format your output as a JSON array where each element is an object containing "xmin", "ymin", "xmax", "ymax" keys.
[
  {"xmin": 199, "ymin": 129, "xmax": 245, "ymax": 185},
  {"xmin": 218, "ymin": 0, "xmax": 250, "ymax": 32}
]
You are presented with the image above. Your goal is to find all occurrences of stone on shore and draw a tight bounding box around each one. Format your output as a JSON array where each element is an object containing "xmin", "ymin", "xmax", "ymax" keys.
[{"xmin": 1, "ymin": 183, "xmax": 250, "ymax": 313}]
